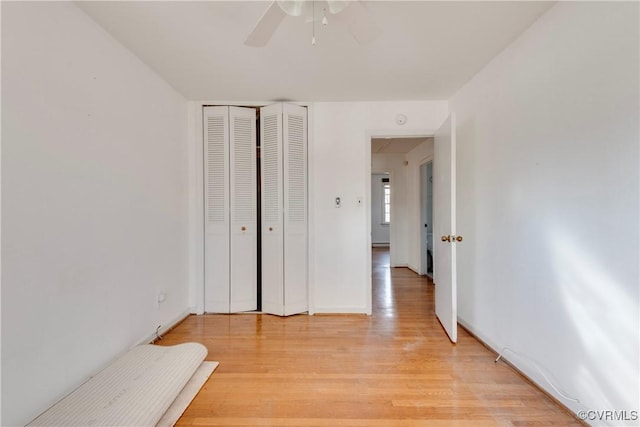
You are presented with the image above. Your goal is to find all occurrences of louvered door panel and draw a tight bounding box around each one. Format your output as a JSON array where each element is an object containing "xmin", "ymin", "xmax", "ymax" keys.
[
  {"xmin": 203, "ymin": 106, "xmax": 230, "ymax": 313},
  {"xmin": 283, "ymin": 104, "xmax": 308, "ymax": 316},
  {"xmin": 260, "ymin": 104, "xmax": 284, "ymax": 315},
  {"xmin": 229, "ymin": 106, "xmax": 257, "ymax": 313}
]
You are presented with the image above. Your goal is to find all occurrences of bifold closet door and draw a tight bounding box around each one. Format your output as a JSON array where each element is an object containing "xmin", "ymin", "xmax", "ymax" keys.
[
  {"xmin": 260, "ymin": 103, "xmax": 308, "ymax": 316},
  {"xmin": 282, "ymin": 104, "xmax": 308, "ymax": 315},
  {"xmin": 203, "ymin": 106, "xmax": 230, "ymax": 313},
  {"xmin": 203, "ymin": 106, "xmax": 257, "ymax": 313},
  {"xmin": 260, "ymin": 104, "xmax": 284, "ymax": 315},
  {"xmin": 229, "ymin": 106, "xmax": 257, "ymax": 312}
]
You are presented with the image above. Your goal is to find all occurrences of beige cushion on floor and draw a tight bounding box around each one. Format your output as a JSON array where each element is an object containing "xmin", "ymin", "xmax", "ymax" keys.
[{"xmin": 28, "ymin": 343, "xmax": 207, "ymax": 427}]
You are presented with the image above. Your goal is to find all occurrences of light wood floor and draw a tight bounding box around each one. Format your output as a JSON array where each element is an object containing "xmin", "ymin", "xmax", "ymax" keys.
[{"xmin": 161, "ymin": 247, "xmax": 581, "ymax": 426}]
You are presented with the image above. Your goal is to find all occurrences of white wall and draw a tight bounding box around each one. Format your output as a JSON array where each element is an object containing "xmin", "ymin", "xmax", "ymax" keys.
[
  {"xmin": 451, "ymin": 2, "xmax": 639, "ymax": 422},
  {"xmin": 1, "ymin": 3, "xmax": 190, "ymax": 425},
  {"xmin": 370, "ymin": 173, "xmax": 390, "ymax": 245},
  {"xmin": 312, "ymin": 101, "xmax": 448, "ymax": 313},
  {"xmin": 404, "ymin": 140, "xmax": 434, "ymax": 273}
]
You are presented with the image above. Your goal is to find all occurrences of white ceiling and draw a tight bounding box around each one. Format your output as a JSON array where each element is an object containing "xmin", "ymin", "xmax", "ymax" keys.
[
  {"xmin": 371, "ymin": 137, "xmax": 431, "ymax": 154},
  {"xmin": 76, "ymin": 1, "xmax": 553, "ymax": 102}
]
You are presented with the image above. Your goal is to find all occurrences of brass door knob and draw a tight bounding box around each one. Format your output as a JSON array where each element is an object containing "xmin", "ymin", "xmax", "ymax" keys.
[
  {"xmin": 269, "ymin": 227, "xmax": 273, "ymax": 231},
  {"xmin": 441, "ymin": 235, "xmax": 451, "ymax": 242},
  {"xmin": 455, "ymin": 235, "xmax": 463, "ymax": 242},
  {"xmin": 241, "ymin": 226, "xmax": 246, "ymax": 231}
]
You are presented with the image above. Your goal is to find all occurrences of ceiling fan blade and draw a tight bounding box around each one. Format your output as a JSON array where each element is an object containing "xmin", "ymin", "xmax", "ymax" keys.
[
  {"xmin": 335, "ymin": 0, "xmax": 382, "ymax": 45},
  {"xmin": 327, "ymin": 0, "xmax": 350, "ymax": 15},
  {"xmin": 244, "ymin": 1, "xmax": 287, "ymax": 47},
  {"xmin": 276, "ymin": 0, "xmax": 305, "ymax": 17}
]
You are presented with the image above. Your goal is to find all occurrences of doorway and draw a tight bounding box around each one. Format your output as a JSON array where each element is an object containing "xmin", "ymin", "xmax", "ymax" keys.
[
  {"xmin": 365, "ymin": 116, "xmax": 456, "ymax": 342},
  {"xmin": 369, "ymin": 136, "xmax": 433, "ymax": 316},
  {"xmin": 420, "ymin": 161, "xmax": 433, "ymax": 277},
  {"xmin": 370, "ymin": 136, "xmax": 428, "ymax": 270}
]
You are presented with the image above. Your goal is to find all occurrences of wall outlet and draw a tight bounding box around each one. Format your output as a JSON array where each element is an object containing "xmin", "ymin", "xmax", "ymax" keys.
[{"xmin": 335, "ymin": 196, "xmax": 341, "ymax": 208}]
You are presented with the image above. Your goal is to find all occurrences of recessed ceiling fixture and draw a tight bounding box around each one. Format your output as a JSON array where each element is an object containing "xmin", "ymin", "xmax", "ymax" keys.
[{"xmin": 245, "ymin": 0, "xmax": 382, "ymax": 47}]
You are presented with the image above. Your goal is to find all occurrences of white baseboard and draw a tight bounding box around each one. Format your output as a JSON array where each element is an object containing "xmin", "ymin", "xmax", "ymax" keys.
[
  {"xmin": 134, "ymin": 309, "xmax": 191, "ymax": 347},
  {"xmin": 189, "ymin": 306, "xmax": 203, "ymax": 315},
  {"xmin": 407, "ymin": 264, "xmax": 419, "ymax": 274},
  {"xmin": 372, "ymin": 243, "xmax": 390, "ymax": 247},
  {"xmin": 456, "ymin": 317, "xmax": 581, "ymax": 422}
]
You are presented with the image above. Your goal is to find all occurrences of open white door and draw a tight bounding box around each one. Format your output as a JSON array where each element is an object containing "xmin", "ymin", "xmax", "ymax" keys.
[{"xmin": 433, "ymin": 113, "xmax": 457, "ymax": 343}]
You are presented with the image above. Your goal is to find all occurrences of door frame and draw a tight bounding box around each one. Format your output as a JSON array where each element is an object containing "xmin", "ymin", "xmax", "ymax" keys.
[
  {"xmin": 190, "ymin": 101, "xmax": 314, "ymax": 315},
  {"xmin": 365, "ymin": 129, "xmax": 435, "ymax": 315},
  {"xmin": 418, "ymin": 158, "xmax": 434, "ymax": 277}
]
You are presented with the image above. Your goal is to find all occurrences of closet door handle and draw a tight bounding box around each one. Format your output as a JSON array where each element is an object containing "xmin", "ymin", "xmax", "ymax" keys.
[
  {"xmin": 269, "ymin": 227, "xmax": 273, "ymax": 231},
  {"xmin": 241, "ymin": 226, "xmax": 246, "ymax": 232}
]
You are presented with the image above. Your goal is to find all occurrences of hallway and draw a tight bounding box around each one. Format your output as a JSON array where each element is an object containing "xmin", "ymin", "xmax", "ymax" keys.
[
  {"xmin": 371, "ymin": 246, "xmax": 434, "ymax": 320},
  {"xmin": 160, "ymin": 247, "xmax": 580, "ymax": 426}
]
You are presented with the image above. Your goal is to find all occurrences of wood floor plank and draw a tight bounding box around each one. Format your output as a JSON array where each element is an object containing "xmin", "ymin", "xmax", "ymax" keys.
[
  {"xmin": 189, "ymin": 417, "xmax": 502, "ymax": 426},
  {"xmin": 160, "ymin": 248, "xmax": 582, "ymax": 426}
]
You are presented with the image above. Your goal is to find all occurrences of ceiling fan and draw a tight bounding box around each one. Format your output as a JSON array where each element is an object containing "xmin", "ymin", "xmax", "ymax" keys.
[{"xmin": 245, "ymin": 0, "xmax": 382, "ymax": 47}]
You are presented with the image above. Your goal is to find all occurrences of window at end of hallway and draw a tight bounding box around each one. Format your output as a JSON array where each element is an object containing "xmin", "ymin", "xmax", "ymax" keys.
[{"xmin": 382, "ymin": 179, "xmax": 390, "ymax": 225}]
